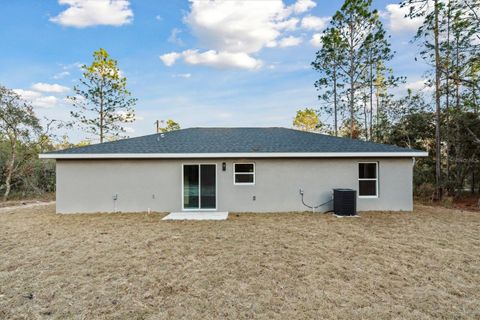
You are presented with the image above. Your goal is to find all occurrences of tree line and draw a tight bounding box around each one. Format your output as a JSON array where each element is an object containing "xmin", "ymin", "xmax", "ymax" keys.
[
  {"xmin": 293, "ymin": 0, "xmax": 479, "ymax": 202},
  {"xmin": 0, "ymin": 49, "xmax": 180, "ymax": 201}
]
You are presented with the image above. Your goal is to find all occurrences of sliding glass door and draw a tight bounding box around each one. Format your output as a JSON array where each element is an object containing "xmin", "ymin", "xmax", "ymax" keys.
[{"xmin": 183, "ymin": 164, "xmax": 216, "ymax": 210}]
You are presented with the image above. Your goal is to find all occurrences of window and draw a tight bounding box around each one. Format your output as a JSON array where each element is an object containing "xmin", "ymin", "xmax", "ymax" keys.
[
  {"xmin": 234, "ymin": 163, "xmax": 255, "ymax": 185},
  {"xmin": 358, "ymin": 162, "xmax": 378, "ymax": 197}
]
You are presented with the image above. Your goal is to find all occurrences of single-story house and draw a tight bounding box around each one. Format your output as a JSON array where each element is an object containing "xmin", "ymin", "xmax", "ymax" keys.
[{"xmin": 40, "ymin": 127, "xmax": 427, "ymax": 214}]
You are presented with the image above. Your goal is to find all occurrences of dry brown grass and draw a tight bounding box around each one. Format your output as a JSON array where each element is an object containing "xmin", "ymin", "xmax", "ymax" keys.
[
  {"xmin": 0, "ymin": 205, "xmax": 479, "ymax": 319},
  {"xmin": 0, "ymin": 193, "xmax": 55, "ymax": 209}
]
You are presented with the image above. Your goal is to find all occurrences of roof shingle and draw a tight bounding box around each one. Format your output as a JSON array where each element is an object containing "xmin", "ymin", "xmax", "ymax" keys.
[{"xmin": 46, "ymin": 127, "xmax": 425, "ymax": 155}]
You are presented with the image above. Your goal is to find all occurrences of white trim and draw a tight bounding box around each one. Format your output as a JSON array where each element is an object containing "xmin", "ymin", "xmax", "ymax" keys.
[
  {"xmin": 233, "ymin": 162, "xmax": 255, "ymax": 186},
  {"xmin": 163, "ymin": 211, "xmax": 228, "ymax": 220},
  {"xmin": 358, "ymin": 162, "xmax": 379, "ymax": 198},
  {"xmin": 39, "ymin": 151, "xmax": 428, "ymax": 159},
  {"xmin": 181, "ymin": 163, "xmax": 218, "ymax": 211}
]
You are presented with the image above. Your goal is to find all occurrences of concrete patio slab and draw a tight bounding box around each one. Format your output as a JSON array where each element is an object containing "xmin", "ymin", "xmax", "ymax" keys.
[{"xmin": 162, "ymin": 211, "xmax": 229, "ymax": 221}]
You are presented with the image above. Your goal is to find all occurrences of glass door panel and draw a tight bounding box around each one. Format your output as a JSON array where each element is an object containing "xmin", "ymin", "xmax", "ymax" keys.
[
  {"xmin": 183, "ymin": 165, "xmax": 199, "ymax": 209},
  {"xmin": 200, "ymin": 164, "xmax": 216, "ymax": 209},
  {"xmin": 183, "ymin": 164, "xmax": 216, "ymax": 210}
]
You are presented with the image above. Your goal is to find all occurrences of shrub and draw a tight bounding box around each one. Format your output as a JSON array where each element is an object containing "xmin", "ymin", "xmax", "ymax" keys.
[{"xmin": 415, "ymin": 183, "xmax": 435, "ymax": 201}]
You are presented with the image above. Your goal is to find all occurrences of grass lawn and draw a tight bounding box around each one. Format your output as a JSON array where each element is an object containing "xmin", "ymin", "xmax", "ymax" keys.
[{"xmin": 0, "ymin": 205, "xmax": 479, "ymax": 319}]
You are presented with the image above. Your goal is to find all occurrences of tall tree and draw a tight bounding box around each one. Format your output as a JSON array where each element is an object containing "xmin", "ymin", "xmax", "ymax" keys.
[
  {"xmin": 448, "ymin": 1, "xmax": 480, "ymax": 195},
  {"xmin": 330, "ymin": 0, "xmax": 379, "ymax": 138},
  {"xmin": 433, "ymin": 0, "xmax": 442, "ymax": 198},
  {"xmin": 69, "ymin": 48, "xmax": 137, "ymax": 143},
  {"xmin": 293, "ymin": 108, "xmax": 322, "ymax": 132},
  {"xmin": 403, "ymin": 0, "xmax": 444, "ymax": 199},
  {"xmin": 362, "ymin": 22, "xmax": 401, "ymax": 141},
  {"xmin": 0, "ymin": 86, "xmax": 41, "ymax": 201},
  {"xmin": 372, "ymin": 62, "xmax": 403, "ymax": 141},
  {"xmin": 313, "ymin": 28, "xmax": 345, "ymax": 136}
]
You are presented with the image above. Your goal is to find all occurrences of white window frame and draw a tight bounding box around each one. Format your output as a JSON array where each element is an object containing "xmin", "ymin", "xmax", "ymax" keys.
[
  {"xmin": 358, "ymin": 162, "xmax": 379, "ymax": 198},
  {"xmin": 233, "ymin": 162, "xmax": 255, "ymax": 185}
]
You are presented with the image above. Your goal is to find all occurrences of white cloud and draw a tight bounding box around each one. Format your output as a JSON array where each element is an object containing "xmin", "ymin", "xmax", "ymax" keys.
[
  {"xmin": 53, "ymin": 71, "xmax": 70, "ymax": 79},
  {"xmin": 186, "ymin": 0, "xmax": 285, "ymax": 54},
  {"xmin": 159, "ymin": 52, "xmax": 182, "ymax": 66},
  {"xmin": 301, "ymin": 15, "xmax": 330, "ymax": 30},
  {"xmin": 161, "ymin": 50, "xmax": 262, "ymax": 70},
  {"xmin": 14, "ymin": 89, "xmax": 59, "ymax": 109},
  {"xmin": 290, "ymin": 0, "xmax": 316, "ymax": 14},
  {"xmin": 13, "ymin": 89, "xmax": 42, "ymax": 101},
  {"xmin": 14, "ymin": 83, "xmax": 69, "ymax": 109},
  {"xmin": 310, "ymin": 33, "xmax": 322, "ymax": 47},
  {"xmin": 384, "ymin": 4, "xmax": 423, "ymax": 32},
  {"xmin": 32, "ymin": 96, "xmax": 59, "ymax": 108},
  {"xmin": 160, "ymin": 0, "xmax": 316, "ymax": 69},
  {"xmin": 278, "ymin": 36, "xmax": 303, "ymax": 48},
  {"xmin": 31, "ymin": 82, "xmax": 70, "ymax": 93},
  {"xmin": 168, "ymin": 28, "xmax": 184, "ymax": 46},
  {"xmin": 62, "ymin": 61, "xmax": 83, "ymax": 70},
  {"xmin": 172, "ymin": 73, "xmax": 192, "ymax": 79},
  {"xmin": 53, "ymin": 62, "xmax": 83, "ymax": 79},
  {"xmin": 276, "ymin": 18, "xmax": 299, "ymax": 31},
  {"xmin": 182, "ymin": 50, "xmax": 262, "ymax": 70},
  {"xmin": 50, "ymin": 0, "xmax": 133, "ymax": 28}
]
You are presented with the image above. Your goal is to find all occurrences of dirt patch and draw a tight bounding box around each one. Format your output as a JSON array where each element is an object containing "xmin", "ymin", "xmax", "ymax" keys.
[
  {"xmin": 0, "ymin": 193, "xmax": 55, "ymax": 209},
  {"xmin": 0, "ymin": 205, "xmax": 479, "ymax": 319},
  {"xmin": 0, "ymin": 201, "xmax": 55, "ymax": 213}
]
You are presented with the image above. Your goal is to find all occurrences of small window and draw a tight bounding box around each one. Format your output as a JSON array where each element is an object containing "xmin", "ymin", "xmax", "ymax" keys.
[
  {"xmin": 234, "ymin": 163, "xmax": 255, "ymax": 185},
  {"xmin": 358, "ymin": 162, "xmax": 378, "ymax": 197}
]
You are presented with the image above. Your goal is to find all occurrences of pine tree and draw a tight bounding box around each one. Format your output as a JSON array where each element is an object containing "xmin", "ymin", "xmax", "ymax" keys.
[
  {"xmin": 313, "ymin": 28, "xmax": 345, "ymax": 136},
  {"xmin": 69, "ymin": 49, "xmax": 137, "ymax": 143}
]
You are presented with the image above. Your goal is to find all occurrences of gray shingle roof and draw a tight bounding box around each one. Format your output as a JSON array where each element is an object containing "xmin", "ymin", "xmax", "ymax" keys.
[{"xmin": 46, "ymin": 127, "xmax": 425, "ymax": 156}]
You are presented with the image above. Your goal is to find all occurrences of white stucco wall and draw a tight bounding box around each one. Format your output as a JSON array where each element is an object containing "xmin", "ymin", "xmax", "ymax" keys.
[{"xmin": 55, "ymin": 158, "xmax": 414, "ymax": 213}]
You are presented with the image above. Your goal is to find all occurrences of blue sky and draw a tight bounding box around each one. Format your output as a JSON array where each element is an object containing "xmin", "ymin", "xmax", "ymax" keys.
[{"xmin": 0, "ymin": 0, "xmax": 429, "ymax": 142}]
